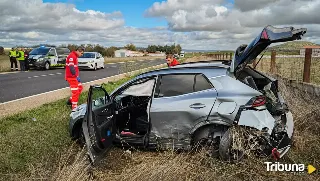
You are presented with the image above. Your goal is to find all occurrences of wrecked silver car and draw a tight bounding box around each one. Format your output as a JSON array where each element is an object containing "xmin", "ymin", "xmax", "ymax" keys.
[{"xmin": 68, "ymin": 25, "xmax": 306, "ymax": 164}]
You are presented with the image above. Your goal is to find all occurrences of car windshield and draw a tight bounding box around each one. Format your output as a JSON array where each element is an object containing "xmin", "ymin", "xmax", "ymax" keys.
[
  {"xmin": 29, "ymin": 47, "xmax": 50, "ymax": 55},
  {"xmin": 80, "ymin": 53, "xmax": 95, "ymax": 58},
  {"xmin": 56, "ymin": 48, "xmax": 70, "ymax": 55}
]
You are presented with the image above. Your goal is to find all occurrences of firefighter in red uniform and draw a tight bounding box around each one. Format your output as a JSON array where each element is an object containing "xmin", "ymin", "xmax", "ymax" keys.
[
  {"xmin": 65, "ymin": 46, "xmax": 85, "ymax": 110},
  {"xmin": 166, "ymin": 54, "xmax": 179, "ymax": 67}
]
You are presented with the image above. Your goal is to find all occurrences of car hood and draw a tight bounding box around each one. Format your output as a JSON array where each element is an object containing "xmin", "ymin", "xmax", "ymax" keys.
[
  {"xmin": 78, "ymin": 58, "xmax": 95, "ymax": 62},
  {"xmin": 230, "ymin": 25, "xmax": 307, "ymax": 73}
]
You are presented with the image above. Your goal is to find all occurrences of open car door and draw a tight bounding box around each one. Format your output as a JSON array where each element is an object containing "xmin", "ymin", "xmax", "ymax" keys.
[
  {"xmin": 82, "ymin": 85, "xmax": 116, "ymax": 164},
  {"xmin": 230, "ymin": 25, "xmax": 307, "ymax": 73}
]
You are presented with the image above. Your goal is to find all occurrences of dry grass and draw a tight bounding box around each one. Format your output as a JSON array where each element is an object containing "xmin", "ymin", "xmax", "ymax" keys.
[
  {"xmin": 104, "ymin": 56, "xmax": 165, "ymax": 63},
  {"xmin": 256, "ymin": 56, "xmax": 320, "ymax": 85},
  {"xmin": 0, "ymin": 55, "xmax": 14, "ymax": 72},
  {"xmin": 42, "ymin": 76, "xmax": 320, "ymax": 181}
]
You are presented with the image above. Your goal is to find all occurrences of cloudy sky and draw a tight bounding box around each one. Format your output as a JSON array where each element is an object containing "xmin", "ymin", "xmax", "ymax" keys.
[{"xmin": 0, "ymin": 0, "xmax": 319, "ymax": 50}]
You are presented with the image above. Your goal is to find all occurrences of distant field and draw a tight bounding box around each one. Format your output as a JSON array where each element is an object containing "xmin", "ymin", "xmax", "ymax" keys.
[
  {"xmin": 0, "ymin": 55, "xmax": 12, "ymax": 72},
  {"xmin": 104, "ymin": 56, "xmax": 164, "ymax": 63}
]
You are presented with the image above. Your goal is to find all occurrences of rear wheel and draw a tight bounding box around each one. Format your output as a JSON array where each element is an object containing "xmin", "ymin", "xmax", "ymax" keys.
[
  {"xmin": 191, "ymin": 125, "xmax": 225, "ymax": 158},
  {"xmin": 93, "ymin": 63, "xmax": 97, "ymax": 71},
  {"xmin": 219, "ymin": 127, "xmax": 246, "ymax": 163}
]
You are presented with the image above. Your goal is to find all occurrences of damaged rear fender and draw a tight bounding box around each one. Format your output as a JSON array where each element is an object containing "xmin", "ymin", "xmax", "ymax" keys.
[
  {"xmin": 189, "ymin": 117, "xmax": 233, "ymax": 143},
  {"xmin": 237, "ymin": 109, "xmax": 275, "ymax": 135}
]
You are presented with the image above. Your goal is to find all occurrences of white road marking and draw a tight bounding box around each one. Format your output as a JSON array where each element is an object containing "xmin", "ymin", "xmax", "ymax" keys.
[
  {"xmin": 26, "ymin": 72, "xmax": 62, "ymax": 79},
  {"xmin": 119, "ymin": 62, "xmax": 125, "ymax": 64},
  {"xmin": 111, "ymin": 65, "xmax": 117, "ymax": 68}
]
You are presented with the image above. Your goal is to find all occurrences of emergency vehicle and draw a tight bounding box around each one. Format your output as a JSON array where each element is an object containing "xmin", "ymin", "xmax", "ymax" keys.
[{"xmin": 28, "ymin": 46, "xmax": 70, "ymax": 70}]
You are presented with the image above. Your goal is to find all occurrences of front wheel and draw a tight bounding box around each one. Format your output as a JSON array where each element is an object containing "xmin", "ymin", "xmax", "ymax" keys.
[
  {"xmin": 76, "ymin": 127, "xmax": 85, "ymax": 147},
  {"xmin": 44, "ymin": 62, "xmax": 50, "ymax": 70}
]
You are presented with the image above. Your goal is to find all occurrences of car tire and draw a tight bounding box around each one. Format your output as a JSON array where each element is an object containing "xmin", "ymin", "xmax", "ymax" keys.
[
  {"xmin": 191, "ymin": 125, "xmax": 223, "ymax": 157},
  {"xmin": 219, "ymin": 127, "xmax": 245, "ymax": 163},
  {"xmin": 75, "ymin": 126, "xmax": 85, "ymax": 147},
  {"xmin": 93, "ymin": 63, "xmax": 97, "ymax": 71},
  {"xmin": 44, "ymin": 62, "xmax": 50, "ymax": 70},
  {"xmin": 101, "ymin": 64, "xmax": 105, "ymax": 69}
]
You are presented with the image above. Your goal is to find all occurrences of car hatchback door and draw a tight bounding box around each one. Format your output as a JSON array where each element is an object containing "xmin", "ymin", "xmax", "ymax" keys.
[{"xmin": 82, "ymin": 85, "xmax": 116, "ymax": 164}]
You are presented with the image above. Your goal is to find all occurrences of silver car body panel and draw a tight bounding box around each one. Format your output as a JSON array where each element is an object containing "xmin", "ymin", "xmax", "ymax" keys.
[{"xmin": 70, "ymin": 64, "xmax": 278, "ymax": 137}]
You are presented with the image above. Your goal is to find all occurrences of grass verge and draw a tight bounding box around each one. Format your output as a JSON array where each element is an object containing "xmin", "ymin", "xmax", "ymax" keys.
[
  {"xmin": 0, "ymin": 74, "xmax": 134, "ymax": 180},
  {"xmin": 0, "ymin": 54, "xmax": 186, "ymax": 179}
]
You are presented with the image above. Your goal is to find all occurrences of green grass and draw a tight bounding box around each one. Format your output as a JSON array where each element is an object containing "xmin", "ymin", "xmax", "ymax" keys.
[
  {"xmin": 0, "ymin": 53, "xmax": 188, "ymax": 178},
  {"xmin": 0, "ymin": 75, "xmax": 133, "ymax": 178}
]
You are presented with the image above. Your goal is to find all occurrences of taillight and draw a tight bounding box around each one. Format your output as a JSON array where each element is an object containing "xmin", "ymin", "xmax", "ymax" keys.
[
  {"xmin": 261, "ymin": 30, "xmax": 269, "ymax": 39},
  {"xmin": 246, "ymin": 95, "xmax": 266, "ymax": 107}
]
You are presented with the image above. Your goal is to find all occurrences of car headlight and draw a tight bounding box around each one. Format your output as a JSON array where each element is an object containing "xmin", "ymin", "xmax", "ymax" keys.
[
  {"xmin": 88, "ymin": 60, "xmax": 94, "ymax": 63},
  {"xmin": 37, "ymin": 58, "xmax": 44, "ymax": 62}
]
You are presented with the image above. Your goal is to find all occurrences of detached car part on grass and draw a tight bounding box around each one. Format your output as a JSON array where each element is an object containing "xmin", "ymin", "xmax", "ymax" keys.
[{"xmin": 68, "ymin": 25, "xmax": 306, "ymax": 164}]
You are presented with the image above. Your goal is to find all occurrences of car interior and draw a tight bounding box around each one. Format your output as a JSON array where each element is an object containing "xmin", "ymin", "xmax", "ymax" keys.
[
  {"xmin": 113, "ymin": 78, "xmax": 156, "ymax": 137},
  {"xmin": 236, "ymin": 66, "xmax": 284, "ymax": 114}
]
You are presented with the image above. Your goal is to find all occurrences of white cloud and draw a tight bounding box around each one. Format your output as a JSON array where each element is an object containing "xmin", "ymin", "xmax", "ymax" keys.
[
  {"xmin": 0, "ymin": 0, "xmax": 319, "ymax": 51},
  {"xmin": 0, "ymin": 0, "xmax": 124, "ymax": 33},
  {"xmin": 143, "ymin": 0, "xmax": 320, "ymax": 49}
]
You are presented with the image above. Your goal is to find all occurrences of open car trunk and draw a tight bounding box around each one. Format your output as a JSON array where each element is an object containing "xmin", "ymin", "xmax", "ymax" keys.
[
  {"xmin": 230, "ymin": 25, "xmax": 307, "ymax": 74},
  {"xmin": 236, "ymin": 66, "xmax": 288, "ymax": 116},
  {"xmin": 229, "ymin": 25, "xmax": 307, "ymax": 115}
]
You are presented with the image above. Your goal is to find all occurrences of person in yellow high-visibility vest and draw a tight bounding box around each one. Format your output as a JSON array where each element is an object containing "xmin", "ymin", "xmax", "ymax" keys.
[
  {"xmin": 16, "ymin": 48, "xmax": 26, "ymax": 71},
  {"xmin": 9, "ymin": 48, "xmax": 18, "ymax": 71}
]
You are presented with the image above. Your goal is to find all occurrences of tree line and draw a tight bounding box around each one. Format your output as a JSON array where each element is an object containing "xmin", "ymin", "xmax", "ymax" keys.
[{"xmin": 146, "ymin": 44, "xmax": 182, "ymax": 54}]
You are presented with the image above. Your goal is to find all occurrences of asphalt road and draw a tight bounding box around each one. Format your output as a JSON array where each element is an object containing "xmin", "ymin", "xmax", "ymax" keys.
[{"xmin": 0, "ymin": 59, "xmax": 166, "ymax": 103}]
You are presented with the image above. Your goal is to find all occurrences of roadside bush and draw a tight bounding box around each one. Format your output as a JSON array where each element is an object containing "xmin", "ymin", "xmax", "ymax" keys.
[{"xmin": 0, "ymin": 46, "xmax": 4, "ymax": 55}]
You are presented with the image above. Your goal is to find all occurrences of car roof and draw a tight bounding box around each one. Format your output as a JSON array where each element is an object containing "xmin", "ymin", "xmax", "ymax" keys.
[{"xmin": 136, "ymin": 60, "xmax": 231, "ymax": 79}]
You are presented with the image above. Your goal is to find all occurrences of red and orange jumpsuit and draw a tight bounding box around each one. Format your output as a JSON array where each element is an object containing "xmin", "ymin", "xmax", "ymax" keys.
[
  {"xmin": 65, "ymin": 51, "xmax": 83, "ymax": 110},
  {"xmin": 168, "ymin": 58, "xmax": 179, "ymax": 67}
]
